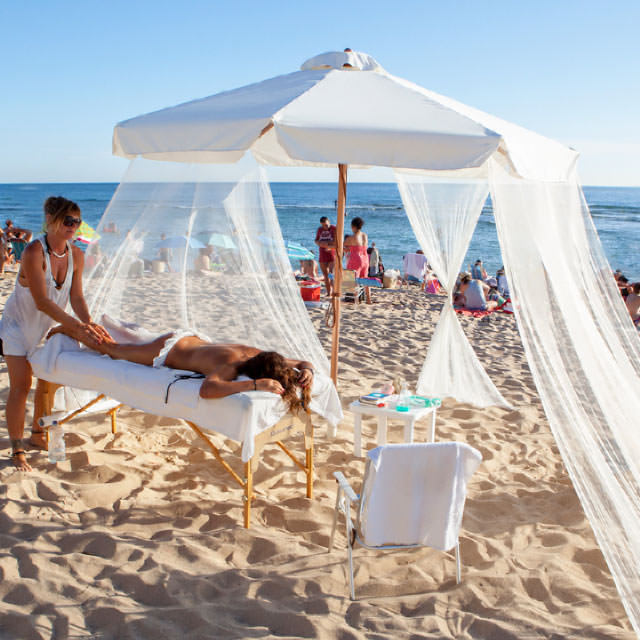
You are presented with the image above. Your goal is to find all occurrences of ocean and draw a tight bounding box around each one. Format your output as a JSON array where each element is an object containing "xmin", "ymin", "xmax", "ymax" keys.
[{"xmin": 0, "ymin": 183, "xmax": 638, "ymax": 281}]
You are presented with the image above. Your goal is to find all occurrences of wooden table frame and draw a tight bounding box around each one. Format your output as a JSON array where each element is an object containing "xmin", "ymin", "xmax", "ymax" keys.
[{"xmin": 34, "ymin": 379, "xmax": 314, "ymax": 528}]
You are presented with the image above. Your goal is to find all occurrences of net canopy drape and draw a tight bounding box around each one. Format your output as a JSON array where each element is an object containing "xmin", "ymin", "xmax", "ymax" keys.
[
  {"xmin": 105, "ymin": 49, "xmax": 640, "ymax": 634},
  {"xmin": 83, "ymin": 157, "xmax": 331, "ymax": 377},
  {"xmin": 395, "ymin": 168, "xmax": 508, "ymax": 408},
  {"xmin": 489, "ymin": 158, "xmax": 640, "ymax": 633}
]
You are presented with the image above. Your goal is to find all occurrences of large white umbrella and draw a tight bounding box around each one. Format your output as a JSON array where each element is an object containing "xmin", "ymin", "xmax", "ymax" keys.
[{"xmin": 112, "ymin": 49, "xmax": 577, "ymax": 383}]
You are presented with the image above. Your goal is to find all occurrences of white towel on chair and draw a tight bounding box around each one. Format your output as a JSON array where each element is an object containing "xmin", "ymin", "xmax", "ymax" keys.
[{"xmin": 359, "ymin": 442, "xmax": 482, "ymax": 549}]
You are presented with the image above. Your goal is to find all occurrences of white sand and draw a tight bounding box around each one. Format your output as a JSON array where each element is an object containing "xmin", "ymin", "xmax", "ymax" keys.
[{"xmin": 0, "ymin": 275, "xmax": 633, "ymax": 639}]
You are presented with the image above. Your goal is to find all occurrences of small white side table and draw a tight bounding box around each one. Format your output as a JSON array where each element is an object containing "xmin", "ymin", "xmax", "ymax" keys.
[{"xmin": 349, "ymin": 400, "xmax": 437, "ymax": 457}]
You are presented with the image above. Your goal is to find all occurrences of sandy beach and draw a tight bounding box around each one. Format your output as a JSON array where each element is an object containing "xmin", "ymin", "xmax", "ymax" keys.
[{"xmin": 0, "ymin": 274, "xmax": 633, "ymax": 639}]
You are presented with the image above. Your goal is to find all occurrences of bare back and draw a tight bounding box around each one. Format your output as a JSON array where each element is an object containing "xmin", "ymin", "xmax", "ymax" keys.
[{"xmin": 164, "ymin": 336, "xmax": 261, "ymax": 380}]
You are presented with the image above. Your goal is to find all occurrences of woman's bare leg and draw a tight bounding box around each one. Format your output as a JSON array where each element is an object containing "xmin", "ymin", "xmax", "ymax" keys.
[
  {"xmin": 5, "ymin": 355, "xmax": 33, "ymax": 471},
  {"xmin": 47, "ymin": 325, "xmax": 174, "ymax": 367}
]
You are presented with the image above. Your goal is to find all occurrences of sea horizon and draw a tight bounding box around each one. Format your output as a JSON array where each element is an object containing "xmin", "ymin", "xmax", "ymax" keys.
[{"xmin": 1, "ymin": 182, "xmax": 638, "ymax": 281}]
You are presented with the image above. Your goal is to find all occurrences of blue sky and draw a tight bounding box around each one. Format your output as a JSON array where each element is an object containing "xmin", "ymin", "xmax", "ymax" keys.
[{"xmin": 2, "ymin": 0, "xmax": 639, "ymax": 185}]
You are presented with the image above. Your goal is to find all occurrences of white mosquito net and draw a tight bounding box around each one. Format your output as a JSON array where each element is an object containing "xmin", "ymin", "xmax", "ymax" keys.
[
  {"xmin": 395, "ymin": 168, "xmax": 508, "ymax": 407},
  {"xmin": 487, "ymin": 158, "xmax": 640, "ymax": 634},
  {"xmin": 82, "ymin": 156, "xmax": 330, "ymax": 376}
]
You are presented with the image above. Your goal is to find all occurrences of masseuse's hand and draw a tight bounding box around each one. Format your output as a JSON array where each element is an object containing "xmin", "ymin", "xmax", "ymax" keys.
[
  {"xmin": 75, "ymin": 322, "xmax": 107, "ymax": 347},
  {"xmin": 297, "ymin": 368, "xmax": 314, "ymax": 388},
  {"xmin": 88, "ymin": 322, "xmax": 114, "ymax": 344},
  {"xmin": 256, "ymin": 378, "xmax": 284, "ymax": 396}
]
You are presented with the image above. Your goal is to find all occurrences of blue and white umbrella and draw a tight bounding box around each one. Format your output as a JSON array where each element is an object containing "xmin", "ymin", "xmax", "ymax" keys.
[
  {"xmin": 286, "ymin": 241, "xmax": 315, "ymax": 260},
  {"xmin": 156, "ymin": 235, "xmax": 206, "ymax": 249},
  {"xmin": 197, "ymin": 232, "xmax": 236, "ymax": 249}
]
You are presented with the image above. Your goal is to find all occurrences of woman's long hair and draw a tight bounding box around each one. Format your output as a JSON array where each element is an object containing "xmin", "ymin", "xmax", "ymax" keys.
[{"xmin": 237, "ymin": 351, "xmax": 311, "ymax": 414}]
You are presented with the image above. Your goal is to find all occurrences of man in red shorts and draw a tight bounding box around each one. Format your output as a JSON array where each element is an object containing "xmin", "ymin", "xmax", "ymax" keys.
[{"xmin": 315, "ymin": 216, "xmax": 336, "ymax": 297}]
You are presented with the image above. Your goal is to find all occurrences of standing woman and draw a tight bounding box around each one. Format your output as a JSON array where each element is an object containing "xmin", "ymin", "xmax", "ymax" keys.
[
  {"xmin": 344, "ymin": 216, "xmax": 372, "ymax": 304},
  {"xmin": 0, "ymin": 197, "xmax": 111, "ymax": 470}
]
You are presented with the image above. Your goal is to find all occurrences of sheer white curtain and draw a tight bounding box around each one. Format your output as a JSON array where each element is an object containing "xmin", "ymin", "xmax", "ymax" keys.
[
  {"xmin": 83, "ymin": 156, "xmax": 330, "ymax": 376},
  {"xmin": 395, "ymin": 169, "xmax": 508, "ymax": 407},
  {"xmin": 489, "ymin": 158, "xmax": 640, "ymax": 635}
]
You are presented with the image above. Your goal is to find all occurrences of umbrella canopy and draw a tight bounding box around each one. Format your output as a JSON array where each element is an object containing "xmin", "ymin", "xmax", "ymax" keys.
[
  {"xmin": 156, "ymin": 235, "xmax": 206, "ymax": 249},
  {"xmin": 197, "ymin": 232, "xmax": 237, "ymax": 249},
  {"xmin": 286, "ymin": 242, "xmax": 315, "ymax": 261},
  {"xmin": 113, "ymin": 50, "xmax": 577, "ymax": 182}
]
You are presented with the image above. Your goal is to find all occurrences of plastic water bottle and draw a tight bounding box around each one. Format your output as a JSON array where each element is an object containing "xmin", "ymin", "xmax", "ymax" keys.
[
  {"xmin": 48, "ymin": 422, "xmax": 66, "ymax": 464},
  {"xmin": 396, "ymin": 383, "xmax": 410, "ymax": 412}
]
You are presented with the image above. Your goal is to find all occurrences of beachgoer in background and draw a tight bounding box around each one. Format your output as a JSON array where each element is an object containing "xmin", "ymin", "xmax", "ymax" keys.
[
  {"xmin": 471, "ymin": 259, "xmax": 488, "ymax": 281},
  {"xmin": 314, "ymin": 216, "xmax": 336, "ymax": 297},
  {"xmin": 345, "ymin": 216, "xmax": 372, "ymax": 304},
  {"xmin": 194, "ymin": 247, "xmax": 211, "ymax": 272},
  {"xmin": 626, "ymin": 283, "xmax": 640, "ymax": 325},
  {"xmin": 0, "ymin": 229, "xmax": 9, "ymax": 274},
  {"xmin": 497, "ymin": 266, "xmax": 509, "ymax": 297},
  {"xmin": 156, "ymin": 233, "xmax": 173, "ymax": 272},
  {"xmin": 457, "ymin": 273, "xmax": 498, "ymax": 311},
  {"xmin": 0, "ymin": 196, "xmax": 112, "ymax": 471},
  {"xmin": 10, "ymin": 231, "xmax": 28, "ymax": 263},
  {"xmin": 367, "ymin": 242, "xmax": 381, "ymax": 278},
  {"xmin": 103, "ymin": 222, "xmax": 119, "ymax": 233},
  {"xmin": 299, "ymin": 258, "xmax": 319, "ymax": 280},
  {"xmin": 4, "ymin": 219, "xmax": 15, "ymax": 239}
]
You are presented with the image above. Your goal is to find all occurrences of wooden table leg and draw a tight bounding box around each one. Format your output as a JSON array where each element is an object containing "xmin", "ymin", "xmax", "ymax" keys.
[
  {"xmin": 353, "ymin": 413, "xmax": 362, "ymax": 457},
  {"xmin": 244, "ymin": 460, "xmax": 253, "ymax": 529}
]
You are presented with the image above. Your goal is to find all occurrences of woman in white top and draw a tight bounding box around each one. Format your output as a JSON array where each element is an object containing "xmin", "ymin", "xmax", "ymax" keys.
[{"xmin": 0, "ymin": 197, "xmax": 111, "ymax": 471}]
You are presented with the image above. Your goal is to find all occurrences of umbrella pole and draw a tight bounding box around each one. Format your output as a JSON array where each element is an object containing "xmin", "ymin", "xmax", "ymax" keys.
[{"xmin": 330, "ymin": 164, "xmax": 347, "ymax": 385}]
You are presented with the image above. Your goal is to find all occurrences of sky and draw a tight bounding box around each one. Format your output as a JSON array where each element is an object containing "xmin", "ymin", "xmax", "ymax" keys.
[{"xmin": 2, "ymin": 0, "xmax": 639, "ymax": 185}]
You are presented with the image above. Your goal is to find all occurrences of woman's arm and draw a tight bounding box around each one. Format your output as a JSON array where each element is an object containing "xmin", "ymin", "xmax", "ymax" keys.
[
  {"xmin": 69, "ymin": 246, "xmax": 91, "ymax": 323},
  {"xmin": 199, "ymin": 373, "xmax": 284, "ymax": 398}
]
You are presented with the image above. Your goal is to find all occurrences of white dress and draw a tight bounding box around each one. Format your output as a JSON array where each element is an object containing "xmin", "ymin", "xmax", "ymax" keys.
[{"xmin": 0, "ymin": 236, "xmax": 74, "ymax": 358}]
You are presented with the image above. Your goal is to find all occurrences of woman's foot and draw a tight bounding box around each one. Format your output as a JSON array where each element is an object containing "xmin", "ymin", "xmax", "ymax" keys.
[
  {"xmin": 29, "ymin": 430, "xmax": 48, "ymax": 450},
  {"xmin": 11, "ymin": 450, "xmax": 32, "ymax": 471}
]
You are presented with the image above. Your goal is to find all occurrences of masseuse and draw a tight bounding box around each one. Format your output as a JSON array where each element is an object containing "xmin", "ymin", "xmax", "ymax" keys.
[{"xmin": 0, "ymin": 197, "xmax": 111, "ymax": 471}]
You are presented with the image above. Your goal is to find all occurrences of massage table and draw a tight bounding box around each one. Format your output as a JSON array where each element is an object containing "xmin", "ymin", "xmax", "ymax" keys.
[{"xmin": 29, "ymin": 334, "xmax": 343, "ymax": 528}]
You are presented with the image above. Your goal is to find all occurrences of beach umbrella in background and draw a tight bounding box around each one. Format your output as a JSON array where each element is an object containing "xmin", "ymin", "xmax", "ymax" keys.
[
  {"xmin": 285, "ymin": 241, "xmax": 314, "ymax": 261},
  {"xmin": 156, "ymin": 235, "xmax": 206, "ymax": 250},
  {"xmin": 74, "ymin": 221, "xmax": 100, "ymax": 250},
  {"xmin": 197, "ymin": 232, "xmax": 236, "ymax": 249}
]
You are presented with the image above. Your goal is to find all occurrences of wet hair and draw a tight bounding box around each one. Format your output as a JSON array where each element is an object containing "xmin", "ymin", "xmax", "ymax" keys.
[
  {"xmin": 319, "ymin": 216, "xmax": 329, "ymax": 224},
  {"xmin": 460, "ymin": 274, "xmax": 472, "ymax": 285},
  {"xmin": 351, "ymin": 216, "xmax": 364, "ymax": 230},
  {"xmin": 631, "ymin": 282, "xmax": 640, "ymax": 295},
  {"xmin": 44, "ymin": 196, "xmax": 81, "ymax": 233},
  {"xmin": 237, "ymin": 351, "xmax": 311, "ymax": 414}
]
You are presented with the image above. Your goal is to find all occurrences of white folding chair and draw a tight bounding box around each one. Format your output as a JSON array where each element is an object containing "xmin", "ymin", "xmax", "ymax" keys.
[{"xmin": 328, "ymin": 442, "xmax": 482, "ymax": 599}]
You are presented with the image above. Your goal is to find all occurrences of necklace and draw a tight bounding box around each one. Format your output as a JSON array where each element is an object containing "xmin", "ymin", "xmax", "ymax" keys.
[{"xmin": 44, "ymin": 235, "xmax": 67, "ymax": 258}]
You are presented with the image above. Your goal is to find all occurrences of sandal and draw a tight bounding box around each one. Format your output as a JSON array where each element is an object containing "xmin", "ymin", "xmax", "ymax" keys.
[{"xmin": 11, "ymin": 450, "xmax": 26, "ymax": 458}]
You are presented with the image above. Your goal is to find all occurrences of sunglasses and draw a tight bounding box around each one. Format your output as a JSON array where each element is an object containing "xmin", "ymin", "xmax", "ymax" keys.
[{"xmin": 63, "ymin": 216, "xmax": 82, "ymax": 227}]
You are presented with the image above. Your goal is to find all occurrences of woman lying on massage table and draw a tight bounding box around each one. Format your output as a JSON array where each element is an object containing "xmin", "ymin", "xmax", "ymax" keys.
[{"xmin": 47, "ymin": 324, "xmax": 314, "ymax": 414}]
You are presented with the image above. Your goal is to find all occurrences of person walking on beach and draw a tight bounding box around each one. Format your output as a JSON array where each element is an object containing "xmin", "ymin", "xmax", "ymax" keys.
[
  {"xmin": 314, "ymin": 216, "xmax": 336, "ymax": 297},
  {"xmin": 0, "ymin": 197, "xmax": 112, "ymax": 471}
]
